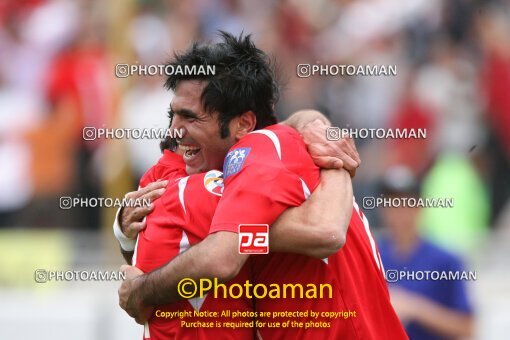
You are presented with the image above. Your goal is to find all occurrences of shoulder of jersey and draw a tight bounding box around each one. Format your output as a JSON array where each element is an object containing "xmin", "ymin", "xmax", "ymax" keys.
[
  {"xmin": 222, "ymin": 127, "xmax": 287, "ymax": 179},
  {"xmin": 203, "ymin": 170, "xmax": 224, "ymax": 196}
]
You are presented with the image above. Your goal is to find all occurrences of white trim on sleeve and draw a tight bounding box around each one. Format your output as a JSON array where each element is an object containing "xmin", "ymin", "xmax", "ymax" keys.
[{"xmin": 112, "ymin": 207, "xmax": 136, "ymax": 251}]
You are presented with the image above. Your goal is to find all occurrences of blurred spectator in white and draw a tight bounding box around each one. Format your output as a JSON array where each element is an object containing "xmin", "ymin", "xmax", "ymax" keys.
[
  {"xmin": 120, "ymin": 9, "xmax": 174, "ymax": 179},
  {"xmin": 0, "ymin": 0, "xmax": 79, "ymax": 227},
  {"xmin": 25, "ymin": 1, "xmax": 113, "ymax": 228},
  {"xmin": 413, "ymin": 39, "xmax": 484, "ymax": 157},
  {"xmin": 0, "ymin": 0, "xmax": 79, "ymax": 94},
  {"xmin": 0, "ymin": 72, "xmax": 42, "ymax": 227}
]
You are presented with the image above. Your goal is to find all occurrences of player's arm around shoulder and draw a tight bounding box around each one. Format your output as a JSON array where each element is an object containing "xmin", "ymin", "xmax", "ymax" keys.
[
  {"xmin": 132, "ymin": 230, "xmax": 250, "ymax": 308},
  {"xmin": 270, "ymin": 169, "xmax": 353, "ymax": 259},
  {"xmin": 194, "ymin": 231, "xmax": 250, "ymax": 282}
]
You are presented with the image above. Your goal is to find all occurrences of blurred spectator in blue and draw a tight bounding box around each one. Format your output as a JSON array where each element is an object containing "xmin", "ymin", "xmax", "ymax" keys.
[{"xmin": 377, "ymin": 165, "xmax": 474, "ymax": 339}]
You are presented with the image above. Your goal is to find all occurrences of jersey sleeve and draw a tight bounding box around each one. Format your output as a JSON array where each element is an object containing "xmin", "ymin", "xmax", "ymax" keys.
[
  {"xmin": 210, "ymin": 133, "xmax": 307, "ymax": 234},
  {"xmin": 139, "ymin": 165, "xmax": 157, "ymax": 188}
]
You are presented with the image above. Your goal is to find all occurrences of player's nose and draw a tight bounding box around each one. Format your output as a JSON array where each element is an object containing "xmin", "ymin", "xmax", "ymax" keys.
[{"xmin": 170, "ymin": 115, "xmax": 188, "ymax": 137}]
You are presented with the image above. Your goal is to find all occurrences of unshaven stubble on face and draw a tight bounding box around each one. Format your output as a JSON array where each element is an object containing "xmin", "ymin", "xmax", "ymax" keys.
[{"xmin": 170, "ymin": 80, "xmax": 237, "ymax": 175}]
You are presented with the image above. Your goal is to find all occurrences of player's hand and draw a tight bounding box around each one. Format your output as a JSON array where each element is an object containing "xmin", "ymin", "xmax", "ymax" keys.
[
  {"xmin": 118, "ymin": 265, "xmax": 154, "ymax": 324},
  {"xmin": 120, "ymin": 180, "xmax": 169, "ymax": 239},
  {"xmin": 389, "ymin": 287, "xmax": 421, "ymax": 323},
  {"xmin": 301, "ymin": 119, "xmax": 361, "ymax": 177}
]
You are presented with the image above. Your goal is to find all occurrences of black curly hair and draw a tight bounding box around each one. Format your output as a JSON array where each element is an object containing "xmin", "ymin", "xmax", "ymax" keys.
[{"xmin": 164, "ymin": 31, "xmax": 279, "ymax": 139}]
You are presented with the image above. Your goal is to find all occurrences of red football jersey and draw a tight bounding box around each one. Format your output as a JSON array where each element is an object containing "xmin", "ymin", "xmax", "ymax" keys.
[
  {"xmin": 210, "ymin": 125, "xmax": 408, "ymax": 340},
  {"xmin": 135, "ymin": 150, "xmax": 254, "ymax": 340}
]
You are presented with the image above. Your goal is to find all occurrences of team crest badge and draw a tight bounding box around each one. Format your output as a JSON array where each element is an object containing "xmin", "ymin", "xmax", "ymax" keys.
[
  {"xmin": 223, "ymin": 147, "xmax": 251, "ymax": 179},
  {"xmin": 204, "ymin": 170, "xmax": 224, "ymax": 196}
]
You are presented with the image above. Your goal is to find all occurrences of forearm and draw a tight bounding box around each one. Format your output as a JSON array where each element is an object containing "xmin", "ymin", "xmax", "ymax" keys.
[
  {"xmin": 270, "ymin": 169, "xmax": 353, "ymax": 258},
  {"xmin": 136, "ymin": 232, "xmax": 247, "ymax": 306},
  {"xmin": 413, "ymin": 298, "xmax": 474, "ymax": 338},
  {"xmin": 137, "ymin": 245, "xmax": 209, "ymax": 306},
  {"xmin": 281, "ymin": 110, "xmax": 331, "ymax": 131}
]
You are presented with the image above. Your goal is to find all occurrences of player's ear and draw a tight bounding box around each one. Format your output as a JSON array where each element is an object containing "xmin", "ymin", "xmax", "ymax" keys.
[{"xmin": 233, "ymin": 111, "xmax": 256, "ymax": 140}]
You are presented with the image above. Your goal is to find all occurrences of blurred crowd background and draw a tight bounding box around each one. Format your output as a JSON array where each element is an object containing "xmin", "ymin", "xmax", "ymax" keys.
[{"xmin": 0, "ymin": 0, "xmax": 509, "ymax": 339}]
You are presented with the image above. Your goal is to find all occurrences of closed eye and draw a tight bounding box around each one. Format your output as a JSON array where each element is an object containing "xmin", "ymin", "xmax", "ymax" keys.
[{"xmin": 169, "ymin": 105, "xmax": 200, "ymax": 122}]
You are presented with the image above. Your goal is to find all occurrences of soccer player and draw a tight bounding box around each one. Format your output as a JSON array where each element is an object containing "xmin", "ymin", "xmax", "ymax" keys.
[
  {"xmin": 119, "ymin": 32, "xmax": 407, "ymax": 339},
  {"xmin": 116, "ymin": 110, "xmax": 358, "ymax": 339},
  {"xmin": 127, "ymin": 138, "xmax": 253, "ymax": 340}
]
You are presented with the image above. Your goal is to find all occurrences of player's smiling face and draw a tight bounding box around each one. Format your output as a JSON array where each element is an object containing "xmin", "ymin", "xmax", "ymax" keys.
[{"xmin": 170, "ymin": 80, "xmax": 235, "ymax": 175}]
